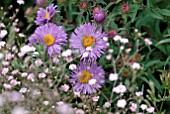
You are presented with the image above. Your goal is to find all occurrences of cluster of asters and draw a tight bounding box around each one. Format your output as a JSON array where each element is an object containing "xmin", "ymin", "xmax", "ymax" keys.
[{"xmin": 28, "ymin": 3, "xmax": 107, "ymax": 95}]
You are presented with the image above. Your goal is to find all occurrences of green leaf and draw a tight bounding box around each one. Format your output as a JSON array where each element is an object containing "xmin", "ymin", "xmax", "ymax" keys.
[
  {"xmin": 146, "ymin": 9, "xmax": 164, "ymax": 20},
  {"xmin": 155, "ymin": 38, "xmax": 170, "ymax": 46},
  {"xmin": 105, "ymin": 2, "xmax": 115, "ymax": 11},
  {"xmin": 158, "ymin": 9, "xmax": 170, "ymax": 16}
]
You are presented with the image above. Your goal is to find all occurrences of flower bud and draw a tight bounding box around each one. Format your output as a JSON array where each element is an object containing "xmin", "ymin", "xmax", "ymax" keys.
[
  {"xmin": 121, "ymin": 4, "xmax": 130, "ymax": 13},
  {"xmin": 79, "ymin": 1, "xmax": 88, "ymax": 9},
  {"xmin": 93, "ymin": 10, "xmax": 106, "ymax": 23},
  {"xmin": 108, "ymin": 30, "xmax": 117, "ymax": 38}
]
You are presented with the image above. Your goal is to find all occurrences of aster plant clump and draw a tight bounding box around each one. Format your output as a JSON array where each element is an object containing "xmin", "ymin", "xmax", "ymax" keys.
[{"xmin": 0, "ymin": 0, "xmax": 170, "ymax": 114}]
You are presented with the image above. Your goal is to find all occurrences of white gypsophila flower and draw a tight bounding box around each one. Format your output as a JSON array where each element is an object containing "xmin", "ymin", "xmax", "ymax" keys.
[
  {"xmin": 0, "ymin": 30, "xmax": 7, "ymax": 38},
  {"xmin": 35, "ymin": 59, "xmax": 43, "ymax": 66},
  {"xmin": 60, "ymin": 84, "xmax": 70, "ymax": 92},
  {"xmin": 113, "ymin": 35, "xmax": 122, "ymax": 41},
  {"xmin": 21, "ymin": 72, "xmax": 28, "ymax": 77},
  {"xmin": 19, "ymin": 87, "xmax": 28, "ymax": 93},
  {"xmin": 86, "ymin": 46, "xmax": 92, "ymax": 51},
  {"xmin": 38, "ymin": 73, "xmax": 46, "ymax": 78},
  {"xmin": 132, "ymin": 62, "xmax": 141, "ymax": 70},
  {"xmin": 92, "ymin": 96, "xmax": 99, "ymax": 102},
  {"xmin": 146, "ymin": 107, "xmax": 155, "ymax": 113},
  {"xmin": 109, "ymin": 73, "xmax": 118, "ymax": 81},
  {"xmin": 104, "ymin": 102, "xmax": 111, "ymax": 108},
  {"xmin": 112, "ymin": 84, "xmax": 127, "ymax": 94},
  {"xmin": 75, "ymin": 109, "xmax": 85, "ymax": 114},
  {"xmin": 18, "ymin": 33, "xmax": 25, "ymax": 37},
  {"xmin": 129, "ymin": 102, "xmax": 137, "ymax": 112},
  {"xmin": 117, "ymin": 99, "xmax": 127, "ymax": 108},
  {"xmin": 82, "ymin": 52, "xmax": 89, "ymax": 58},
  {"xmin": 0, "ymin": 41, "xmax": 6, "ymax": 48},
  {"xmin": 11, "ymin": 106, "xmax": 27, "ymax": 114},
  {"xmin": 56, "ymin": 102, "xmax": 74, "ymax": 114},
  {"xmin": 106, "ymin": 54, "xmax": 112, "ymax": 60},
  {"xmin": 20, "ymin": 45, "xmax": 35, "ymax": 53},
  {"xmin": 144, "ymin": 38, "xmax": 152, "ymax": 45},
  {"xmin": 106, "ymin": 42, "xmax": 110, "ymax": 47},
  {"xmin": 135, "ymin": 91, "xmax": 143, "ymax": 97},
  {"xmin": 140, "ymin": 104, "xmax": 147, "ymax": 110},
  {"xmin": 0, "ymin": 53, "xmax": 4, "ymax": 60},
  {"xmin": 103, "ymin": 37, "xmax": 108, "ymax": 42},
  {"xmin": 120, "ymin": 46, "xmax": 124, "ymax": 50},
  {"xmin": 66, "ymin": 49, "xmax": 72, "ymax": 56},
  {"xmin": 17, "ymin": 0, "xmax": 25, "ymax": 5},
  {"xmin": 108, "ymin": 49, "xmax": 114, "ymax": 53},
  {"xmin": 88, "ymin": 79, "xmax": 97, "ymax": 85},
  {"xmin": 125, "ymin": 48, "xmax": 131, "ymax": 53},
  {"xmin": 43, "ymin": 101, "xmax": 49, "ymax": 105},
  {"xmin": 69, "ymin": 64, "xmax": 77, "ymax": 70},
  {"xmin": 120, "ymin": 38, "xmax": 129, "ymax": 44}
]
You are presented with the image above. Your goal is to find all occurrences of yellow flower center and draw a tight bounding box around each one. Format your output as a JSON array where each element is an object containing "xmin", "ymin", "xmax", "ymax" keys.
[
  {"xmin": 45, "ymin": 12, "xmax": 50, "ymax": 19},
  {"xmin": 43, "ymin": 34, "xmax": 55, "ymax": 46},
  {"xmin": 82, "ymin": 36, "xmax": 95, "ymax": 48},
  {"xmin": 79, "ymin": 70, "xmax": 92, "ymax": 83}
]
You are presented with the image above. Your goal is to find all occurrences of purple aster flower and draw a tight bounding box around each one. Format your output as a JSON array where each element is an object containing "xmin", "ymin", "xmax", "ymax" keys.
[
  {"xmin": 69, "ymin": 23, "xmax": 107, "ymax": 62},
  {"xmin": 29, "ymin": 23, "xmax": 67, "ymax": 56},
  {"xmin": 69, "ymin": 61, "xmax": 105, "ymax": 94},
  {"xmin": 35, "ymin": 3, "xmax": 57, "ymax": 25}
]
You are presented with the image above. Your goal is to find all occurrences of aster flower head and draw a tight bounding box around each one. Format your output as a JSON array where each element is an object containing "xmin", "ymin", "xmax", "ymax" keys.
[
  {"xmin": 70, "ymin": 23, "xmax": 107, "ymax": 62},
  {"xmin": 29, "ymin": 23, "xmax": 67, "ymax": 56},
  {"xmin": 69, "ymin": 61, "xmax": 105, "ymax": 94},
  {"xmin": 35, "ymin": 3, "xmax": 57, "ymax": 25}
]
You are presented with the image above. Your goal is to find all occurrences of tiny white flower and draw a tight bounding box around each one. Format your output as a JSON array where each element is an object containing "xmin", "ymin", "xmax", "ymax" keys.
[
  {"xmin": 104, "ymin": 102, "xmax": 111, "ymax": 108},
  {"xmin": 92, "ymin": 96, "xmax": 99, "ymax": 102},
  {"xmin": 120, "ymin": 38, "xmax": 129, "ymax": 44},
  {"xmin": 0, "ymin": 53, "xmax": 4, "ymax": 59},
  {"xmin": 69, "ymin": 64, "xmax": 77, "ymax": 70},
  {"xmin": 18, "ymin": 33, "xmax": 25, "ymax": 37},
  {"xmin": 144, "ymin": 38, "xmax": 152, "ymax": 45},
  {"xmin": 11, "ymin": 106, "xmax": 26, "ymax": 114},
  {"xmin": 35, "ymin": 59, "xmax": 43, "ymax": 66},
  {"xmin": 112, "ymin": 84, "xmax": 126, "ymax": 93},
  {"xmin": 20, "ymin": 45, "xmax": 35, "ymax": 53},
  {"xmin": 60, "ymin": 84, "xmax": 69, "ymax": 92},
  {"xmin": 106, "ymin": 42, "xmax": 110, "ymax": 47},
  {"xmin": 140, "ymin": 104, "xmax": 147, "ymax": 110},
  {"xmin": 19, "ymin": 87, "xmax": 28, "ymax": 93},
  {"xmin": 66, "ymin": 49, "xmax": 72, "ymax": 56},
  {"xmin": 132, "ymin": 62, "xmax": 141, "ymax": 70},
  {"xmin": 117, "ymin": 99, "xmax": 126, "ymax": 108},
  {"xmin": 0, "ymin": 41, "xmax": 6, "ymax": 47},
  {"xmin": 120, "ymin": 46, "xmax": 124, "ymax": 50},
  {"xmin": 130, "ymin": 102, "xmax": 137, "ymax": 112},
  {"xmin": 38, "ymin": 73, "xmax": 46, "ymax": 78},
  {"xmin": 82, "ymin": 52, "xmax": 89, "ymax": 58},
  {"xmin": 43, "ymin": 101, "xmax": 49, "ymax": 105},
  {"xmin": 113, "ymin": 35, "xmax": 122, "ymax": 41},
  {"xmin": 88, "ymin": 79, "xmax": 96, "ymax": 85},
  {"xmin": 135, "ymin": 91, "xmax": 143, "ymax": 97},
  {"xmin": 146, "ymin": 107, "xmax": 155, "ymax": 113},
  {"xmin": 134, "ymin": 29, "xmax": 138, "ymax": 32},
  {"xmin": 108, "ymin": 49, "xmax": 114, "ymax": 53},
  {"xmin": 86, "ymin": 46, "xmax": 92, "ymax": 51},
  {"xmin": 138, "ymin": 33, "xmax": 141, "ymax": 37},
  {"xmin": 103, "ymin": 37, "xmax": 108, "ymax": 42},
  {"xmin": 109, "ymin": 73, "xmax": 118, "ymax": 81},
  {"xmin": 106, "ymin": 54, "xmax": 112, "ymax": 60},
  {"xmin": 125, "ymin": 48, "xmax": 131, "ymax": 53},
  {"xmin": 21, "ymin": 72, "xmax": 28, "ymax": 77},
  {"xmin": 0, "ymin": 30, "xmax": 7, "ymax": 38},
  {"xmin": 0, "ymin": 23, "xmax": 5, "ymax": 28},
  {"xmin": 17, "ymin": 0, "xmax": 25, "ymax": 5}
]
